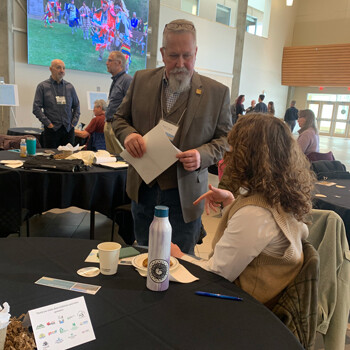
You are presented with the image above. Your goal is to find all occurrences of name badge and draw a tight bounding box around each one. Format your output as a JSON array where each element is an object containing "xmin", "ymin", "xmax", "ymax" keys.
[
  {"xmin": 158, "ymin": 119, "xmax": 178, "ymax": 141},
  {"xmin": 56, "ymin": 96, "xmax": 66, "ymax": 104}
]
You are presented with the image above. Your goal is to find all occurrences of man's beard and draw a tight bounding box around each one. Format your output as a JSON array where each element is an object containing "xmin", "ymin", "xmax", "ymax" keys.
[{"xmin": 168, "ymin": 67, "xmax": 192, "ymax": 93}]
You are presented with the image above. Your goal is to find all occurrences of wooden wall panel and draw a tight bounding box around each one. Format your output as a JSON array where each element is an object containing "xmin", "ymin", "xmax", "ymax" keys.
[{"xmin": 282, "ymin": 43, "xmax": 350, "ymax": 87}]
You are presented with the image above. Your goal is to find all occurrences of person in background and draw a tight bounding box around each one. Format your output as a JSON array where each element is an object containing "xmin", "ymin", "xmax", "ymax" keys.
[
  {"xmin": 113, "ymin": 19, "xmax": 232, "ymax": 254},
  {"xmin": 130, "ymin": 11, "xmax": 138, "ymax": 29},
  {"xmin": 171, "ymin": 113, "xmax": 315, "ymax": 307},
  {"xmin": 245, "ymin": 99, "xmax": 256, "ymax": 114},
  {"xmin": 104, "ymin": 51, "xmax": 132, "ymax": 154},
  {"xmin": 230, "ymin": 99, "xmax": 237, "ymax": 125},
  {"xmin": 33, "ymin": 59, "xmax": 80, "ymax": 148},
  {"xmin": 235, "ymin": 95, "xmax": 245, "ymax": 119},
  {"xmin": 79, "ymin": 1, "xmax": 90, "ymax": 40},
  {"xmin": 254, "ymin": 94, "xmax": 268, "ymax": 113},
  {"xmin": 75, "ymin": 99, "xmax": 106, "ymax": 144},
  {"xmin": 284, "ymin": 100, "xmax": 299, "ymax": 132},
  {"xmin": 297, "ymin": 109, "xmax": 319, "ymax": 155},
  {"xmin": 267, "ymin": 101, "xmax": 275, "ymax": 115}
]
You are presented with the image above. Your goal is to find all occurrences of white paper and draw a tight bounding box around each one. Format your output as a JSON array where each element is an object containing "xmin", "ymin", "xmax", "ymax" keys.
[
  {"xmin": 98, "ymin": 162, "xmax": 129, "ymax": 169},
  {"xmin": 0, "ymin": 160, "xmax": 23, "ymax": 168},
  {"xmin": 57, "ymin": 144, "xmax": 84, "ymax": 152},
  {"xmin": 29, "ymin": 296, "xmax": 95, "ymax": 350},
  {"xmin": 93, "ymin": 156, "xmax": 117, "ymax": 164},
  {"xmin": 120, "ymin": 123, "xmax": 181, "ymax": 184}
]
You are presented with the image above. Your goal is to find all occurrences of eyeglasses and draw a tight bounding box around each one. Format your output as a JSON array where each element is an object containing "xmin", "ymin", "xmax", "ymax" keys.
[{"xmin": 165, "ymin": 23, "xmax": 195, "ymax": 31}]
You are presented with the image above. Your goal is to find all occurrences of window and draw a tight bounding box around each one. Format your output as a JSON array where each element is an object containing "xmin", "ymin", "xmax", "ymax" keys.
[
  {"xmin": 246, "ymin": 14, "xmax": 258, "ymax": 34},
  {"xmin": 307, "ymin": 93, "xmax": 350, "ymax": 102},
  {"xmin": 216, "ymin": 4, "xmax": 231, "ymax": 26},
  {"xmin": 181, "ymin": 0, "xmax": 199, "ymax": 16}
]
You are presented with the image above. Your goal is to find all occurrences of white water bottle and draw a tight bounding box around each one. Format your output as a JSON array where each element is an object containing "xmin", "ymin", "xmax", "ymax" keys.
[{"xmin": 147, "ymin": 205, "xmax": 172, "ymax": 292}]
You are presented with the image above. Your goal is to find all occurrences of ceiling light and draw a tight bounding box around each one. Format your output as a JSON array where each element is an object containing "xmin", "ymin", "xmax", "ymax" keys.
[{"xmin": 286, "ymin": 0, "xmax": 293, "ymax": 6}]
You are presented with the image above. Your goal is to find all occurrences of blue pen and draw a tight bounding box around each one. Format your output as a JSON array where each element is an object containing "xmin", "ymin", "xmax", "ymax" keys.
[{"xmin": 195, "ymin": 291, "xmax": 243, "ymax": 301}]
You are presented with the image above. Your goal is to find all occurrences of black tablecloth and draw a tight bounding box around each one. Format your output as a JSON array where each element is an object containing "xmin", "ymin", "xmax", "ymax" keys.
[
  {"xmin": 7, "ymin": 127, "xmax": 43, "ymax": 137},
  {"xmin": 7, "ymin": 127, "xmax": 43, "ymax": 145},
  {"xmin": 0, "ymin": 150, "xmax": 129, "ymax": 219},
  {"xmin": 313, "ymin": 179, "xmax": 350, "ymax": 243},
  {"xmin": 0, "ymin": 237, "xmax": 302, "ymax": 350}
]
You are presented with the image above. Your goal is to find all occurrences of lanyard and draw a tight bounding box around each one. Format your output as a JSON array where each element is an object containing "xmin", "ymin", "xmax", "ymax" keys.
[{"xmin": 50, "ymin": 80, "xmax": 66, "ymax": 98}]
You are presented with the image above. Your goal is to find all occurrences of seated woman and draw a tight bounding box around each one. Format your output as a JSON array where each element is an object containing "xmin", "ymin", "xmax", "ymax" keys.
[
  {"xmin": 171, "ymin": 113, "xmax": 315, "ymax": 307},
  {"xmin": 75, "ymin": 99, "xmax": 106, "ymax": 148},
  {"xmin": 297, "ymin": 109, "xmax": 319, "ymax": 155}
]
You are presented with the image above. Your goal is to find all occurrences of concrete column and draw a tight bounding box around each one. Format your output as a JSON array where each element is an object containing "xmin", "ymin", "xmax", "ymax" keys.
[
  {"xmin": 146, "ymin": 0, "xmax": 160, "ymax": 69},
  {"xmin": 286, "ymin": 86, "xmax": 295, "ymax": 109},
  {"xmin": 231, "ymin": 0, "xmax": 248, "ymax": 104},
  {"xmin": 0, "ymin": 0, "xmax": 14, "ymax": 132}
]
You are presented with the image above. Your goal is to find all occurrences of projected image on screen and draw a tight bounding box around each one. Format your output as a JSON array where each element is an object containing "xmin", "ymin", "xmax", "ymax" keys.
[{"xmin": 27, "ymin": 0, "xmax": 149, "ymax": 76}]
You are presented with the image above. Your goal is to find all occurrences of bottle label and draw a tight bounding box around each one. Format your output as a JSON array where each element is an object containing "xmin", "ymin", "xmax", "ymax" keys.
[{"xmin": 148, "ymin": 259, "xmax": 169, "ymax": 283}]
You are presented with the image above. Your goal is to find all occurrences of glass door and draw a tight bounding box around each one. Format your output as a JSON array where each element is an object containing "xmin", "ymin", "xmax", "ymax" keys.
[
  {"xmin": 318, "ymin": 103, "xmax": 334, "ymax": 135},
  {"xmin": 333, "ymin": 104, "xmax": 350, "ymax": 137}
]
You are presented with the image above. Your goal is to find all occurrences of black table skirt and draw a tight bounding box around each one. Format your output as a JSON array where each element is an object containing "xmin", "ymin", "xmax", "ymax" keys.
[
  {"xmin": 0, "ymin": 237, "xmax": 302, "ymax": 350},
  {"xmin": 0, "ymin": 150, "xmax": 129, "ymax": 219},
  {"xmin": 313, "ymin": 179, "xmax": 350, "ymax": 243}
]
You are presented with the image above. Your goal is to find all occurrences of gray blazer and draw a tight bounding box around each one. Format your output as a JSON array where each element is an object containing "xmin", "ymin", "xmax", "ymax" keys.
[{"xmin": 113, "ymin": 67, "xmax": 232, "ymax": 222}]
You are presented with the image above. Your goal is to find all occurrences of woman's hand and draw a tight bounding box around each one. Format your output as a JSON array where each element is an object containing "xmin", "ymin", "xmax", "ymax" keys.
[
  {"xmin": 171, "ymin": 242, "xmax": 184, "ymax": 258},
  {"xmin": 193, "ymin": 184, "xmax": 234, "ymax": 215}
]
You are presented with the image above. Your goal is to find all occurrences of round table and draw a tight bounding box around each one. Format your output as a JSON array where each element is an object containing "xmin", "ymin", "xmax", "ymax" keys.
[
  {"xmin": 7, "ymin": 127, "xmax": 43, "ymax": 145},
  {"xmin": 0, "ymin": 237, "xmax": 303, "ymax": 349},
  {"xmin": 0, "ymin": 150, "xmax": 130, "ymax": 240},
  {"xmin": 314, "ymin": 178, "xmax": 350, "ymax": 243}
]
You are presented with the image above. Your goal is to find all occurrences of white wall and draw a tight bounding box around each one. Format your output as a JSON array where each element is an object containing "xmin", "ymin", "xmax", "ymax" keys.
[
  {"xmin": 292, "ymin": 0, "xmax": 350, "ymax": 109},
  {"xmin": 157, "ymin": 5, "xmax": 235, "ymax": 88},
  {"xmin": 239, "ymin": 0, "xmax": 299, "ymax": 118}
]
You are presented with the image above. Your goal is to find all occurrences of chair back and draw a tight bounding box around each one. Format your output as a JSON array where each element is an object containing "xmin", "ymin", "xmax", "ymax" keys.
[
  {"xmin": 272, "ymin": 240, "xmax": 319, "ymax": 350},
  {"xmin": 311, "ymin": 160, "xmax": 349, "ymax": 180},
  {"xmin": 307, "ymin": 209, "xmax": 350, "ymax": 350},
  {"xmin": 87, "ymin": 132, "xmax": 106, "ymax": 152},
  {"xmin": 0, "ymin": 134, "xmax": 41, "ymax": 150},
  {"xmin": 307, "ymin": 151, "xmax": 335, "ymax": 162}
]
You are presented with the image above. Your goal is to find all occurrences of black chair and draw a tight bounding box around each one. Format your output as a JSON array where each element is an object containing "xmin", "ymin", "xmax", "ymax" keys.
[
  {"xmin": 111, "ymin": 203, "xmax": 135, "ymax": 245},
  {"xmin": 307, "ymin": 151, "xmax": 335, "ymax": 162},
  {"xmin": 0, "ymin": 169, "xmax": 30, "ymax": 237},
  {"xmin": 87, "ymin": 132, "xmax": 106, "ymax": 152}
]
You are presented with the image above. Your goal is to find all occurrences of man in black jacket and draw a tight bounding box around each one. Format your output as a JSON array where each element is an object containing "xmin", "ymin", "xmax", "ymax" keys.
[{"xmin": 284, "ymin": 100, "xmax": 299, "ymax": 132}]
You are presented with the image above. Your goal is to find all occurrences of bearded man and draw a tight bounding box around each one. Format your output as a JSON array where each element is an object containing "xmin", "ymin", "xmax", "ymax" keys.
[{"xmin": 113, "ymin": 19, "xmax": 232, "ymax": 254}]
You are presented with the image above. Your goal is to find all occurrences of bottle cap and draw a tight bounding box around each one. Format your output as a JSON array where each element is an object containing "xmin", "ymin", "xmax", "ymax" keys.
[
  {"xmin": 154, "ymin": 205, "xmax": 169, "ymax": 217},
  {"xmin": 21, "ymin": 139, "xmax": 25, "ymax": 143}
]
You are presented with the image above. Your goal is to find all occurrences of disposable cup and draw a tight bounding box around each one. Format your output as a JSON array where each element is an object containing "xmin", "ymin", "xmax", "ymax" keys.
[
  {"xmin": 97, "ymin": 242, "xmax": 121, "ymax": 275},
  {"xmin": 0, "ymin": 326, "xmax": 7, "ymax": 350},
  {"xmin": 26, "ymin": 137, "xmax": 36, "ymax": 156}
]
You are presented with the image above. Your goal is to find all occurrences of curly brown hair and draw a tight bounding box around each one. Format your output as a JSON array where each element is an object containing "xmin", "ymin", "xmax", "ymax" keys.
[{"xmin": 224, "ymin": 113, "xmax": 315, "ymax": 222}]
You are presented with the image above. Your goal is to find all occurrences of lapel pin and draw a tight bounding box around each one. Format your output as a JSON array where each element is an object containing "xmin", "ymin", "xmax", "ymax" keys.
[{"xmin": 196, "ymin": 89, "xmax": 202, "ymax": 95}]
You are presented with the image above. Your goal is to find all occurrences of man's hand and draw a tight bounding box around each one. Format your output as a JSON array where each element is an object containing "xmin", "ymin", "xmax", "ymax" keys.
[
  {"xmin": 176, "ymin": 149, "xmax": 200, "ymax": 171},
  {"xmin": 47, "ymin": 123, "xmax": 54, "ymax": 129},
  {"xmin": 124, "ymin": 133, "xmax": 146, "ymax": 158},
  {"xmin": 193, "ymin": 184, "xmax": 235, "ymax": 215}
]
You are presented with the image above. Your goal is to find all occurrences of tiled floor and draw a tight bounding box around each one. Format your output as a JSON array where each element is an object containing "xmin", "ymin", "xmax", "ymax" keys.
[{"xmin": 16, "ymin": 135, "xmax": 350, "ymax": 349}]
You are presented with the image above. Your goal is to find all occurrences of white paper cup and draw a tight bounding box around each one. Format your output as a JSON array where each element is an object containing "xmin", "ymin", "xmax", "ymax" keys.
[
  {"xmin": 0, "ymin": 326, "xmax": 7, "ymax": 350},
  {"xmin": 97, "ymin": 242, "xmax": 121, "ymax": 275}
]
